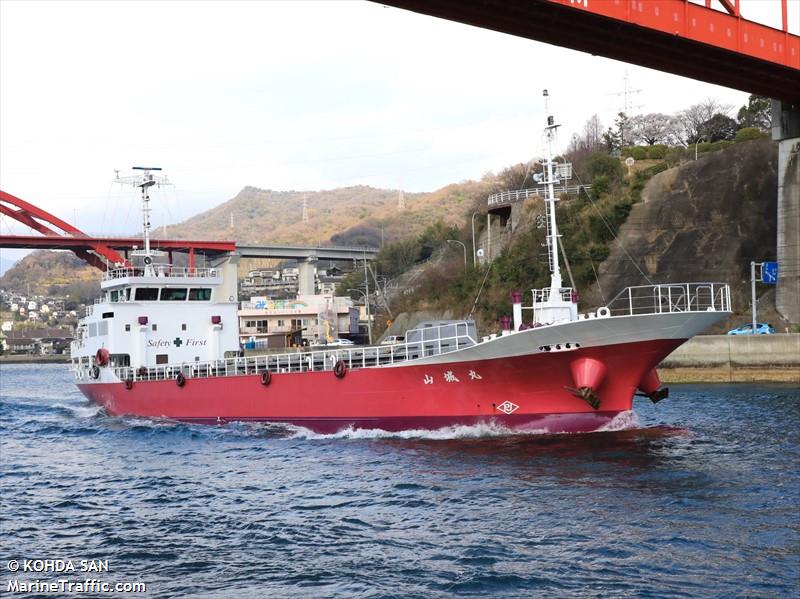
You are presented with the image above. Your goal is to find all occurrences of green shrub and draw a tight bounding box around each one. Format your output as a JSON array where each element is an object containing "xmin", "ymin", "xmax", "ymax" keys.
[
  {"xmin": 646, "ymin": 162, "xmax": 669, "ymax": 176},
  {"xmin": 588, "ymin": 244, "xmax": 609, "ymax": 262},
  {"xmin": 696, "ymin": 142, "xmax": 712, "ymax": 154},
  {"xmin": 631, "ymin": 147, "xmax": 648, "ymax": 160},
  {"xmin": 647, "ymin": 145, "xmax": 667, "ymax": 159},
  {"xmin": 586, "ymin": 153, "xmax": 624, "ymax": 182},
  {"xmin": 592, "ymin": 175, "xmax": 611, "ymax": 196},
  {"xmin": 735, "ymin": 127, "xmax": 767, "ymax": 142},
  {"xmin": 709, "ymin": 140, "xmax": 734, "ymax": 152}
]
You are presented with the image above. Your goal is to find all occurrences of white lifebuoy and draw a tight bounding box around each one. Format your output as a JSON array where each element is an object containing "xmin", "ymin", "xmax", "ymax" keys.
[{"xmin": 597, "ymin": 307, "xmax": 611, "ymax": 318}]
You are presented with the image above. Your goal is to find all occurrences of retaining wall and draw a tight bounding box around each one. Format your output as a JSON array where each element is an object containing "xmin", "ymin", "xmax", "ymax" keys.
[{"xmin": 659, "ymin": 334, "xmax": 799, "ymax": 383}]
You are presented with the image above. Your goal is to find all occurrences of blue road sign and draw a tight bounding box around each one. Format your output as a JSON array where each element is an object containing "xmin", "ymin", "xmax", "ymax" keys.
[{"xmin": 762, "ymin": 261, "xmax": 778, "ymax": 284}]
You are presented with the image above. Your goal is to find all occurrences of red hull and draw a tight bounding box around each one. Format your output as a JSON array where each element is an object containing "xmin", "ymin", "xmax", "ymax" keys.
[{"xmin": 77, "ymin": 338, "xmax": 682, "ymax": 434}]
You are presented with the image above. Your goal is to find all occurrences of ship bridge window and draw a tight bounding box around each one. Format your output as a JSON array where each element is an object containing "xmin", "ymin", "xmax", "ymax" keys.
[
  {"xmin": 189, "ymin": 288, "xmax": 212, "ymax": 301},
  {"xmin": 161, "ymin": 288, "xmax": 187, "ymax": 301},
  {"xmin": 135, "ymin": 288, "xmax": 159, "ymax": 301},
  {"xmin": 110, "ymin": 290, "xmax": 119, "ymax": 303}
]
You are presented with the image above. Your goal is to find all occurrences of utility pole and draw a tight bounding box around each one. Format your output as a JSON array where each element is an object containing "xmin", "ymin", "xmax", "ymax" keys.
[
  {"xmin": 363, "ymin": 252, "xmax": 371, "ymax": 344},
  {"xmin": 471, "ymin": 212, "xmax": 480, "ymax": 268}
]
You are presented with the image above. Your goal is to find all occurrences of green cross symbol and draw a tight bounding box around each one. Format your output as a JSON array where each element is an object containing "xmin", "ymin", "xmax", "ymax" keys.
[{"xmin": 173, "ymin": 337, "xmax": 183, "ymax": 347}]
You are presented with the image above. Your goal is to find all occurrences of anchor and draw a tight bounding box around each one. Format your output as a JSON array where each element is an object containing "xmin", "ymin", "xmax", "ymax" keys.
[
  {"xmin": 637, "ymin": 369, "xmax": 669, "ymax": 404},
  {"xmin": 564, "ymin": 385, "xmax": 600, "ymax": 410},
  {"xmin": 636, "ymin": 386, "xmax": 669, "ymax": 404}
]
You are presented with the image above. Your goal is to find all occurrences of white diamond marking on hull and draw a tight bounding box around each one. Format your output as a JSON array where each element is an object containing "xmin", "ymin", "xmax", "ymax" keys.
[{"xmin": 497, "ymin": 401, "xmax": 519, "ymax": 414}]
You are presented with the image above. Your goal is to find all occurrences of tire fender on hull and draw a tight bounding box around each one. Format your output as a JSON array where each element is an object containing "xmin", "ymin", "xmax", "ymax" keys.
[{"xmin": 334, "ymin": 360, "xmax": 347, "ymax": 379}]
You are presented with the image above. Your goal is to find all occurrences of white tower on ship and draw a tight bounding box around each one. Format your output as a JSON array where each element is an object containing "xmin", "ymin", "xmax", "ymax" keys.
[
  {"xmin": 114, "ymin": 167, "xmax": 171, "ymax": 274},
  {"xmin": 529, "ymin": 90, "xmax": 578, "ymax": 325}
]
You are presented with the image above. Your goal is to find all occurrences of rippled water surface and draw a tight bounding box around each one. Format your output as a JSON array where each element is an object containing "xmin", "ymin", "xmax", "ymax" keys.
[{"xmin": 1, "ymin": 363, "xmax": 798, "ymax": 597}]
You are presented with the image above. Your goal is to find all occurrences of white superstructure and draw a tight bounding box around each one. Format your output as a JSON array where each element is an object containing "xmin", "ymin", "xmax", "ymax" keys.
[
  {"xmin": 71, "ymin": 265, "xmax": 240, "ymax": 370},
  {"xmin": 70, "ymin": 167, "xmax": 240, "ymax": 374}
]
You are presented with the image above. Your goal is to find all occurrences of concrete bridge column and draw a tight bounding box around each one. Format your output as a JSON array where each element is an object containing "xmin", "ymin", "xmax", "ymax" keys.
[
  {"xmin": 298, "ymin": 257, "xmax": 317, "ymax": 295},
  {"xmin": 212, "ymin": 255, "xmax": 240, "ymax": 304},
  {"xmin": 772, "ymin": 101, "xmax": 800, "ymax": 325}
]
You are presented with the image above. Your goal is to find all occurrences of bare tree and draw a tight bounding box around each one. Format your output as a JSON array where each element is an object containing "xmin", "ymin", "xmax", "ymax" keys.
[
  {"xmin": 678, "ymin": 98, "xmax": 734, "ymax": 145},
  {"xmin": 567, "ymin": 114, "xmax": 605, "ymax": 155},
  {"xmin": 629, "ymin": 113, "xmax": 672, "ymax": 145},
  {"xmin": 582, "ymin": 114, "xmax": 604, "ymax": 152},
  {"xmin": 663, "ymin": 115, "xmax": 688, "ymax": 147},
  {"xmin": 495, "ymin": 163, "xmax": 532, "ymax": 192}
]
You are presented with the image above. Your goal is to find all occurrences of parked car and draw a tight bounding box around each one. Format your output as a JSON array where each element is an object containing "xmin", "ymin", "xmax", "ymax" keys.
[
  {"xmin": 313, "ymin": 338, "xmax": 355, "ymax": 347},
  {"xmin": 380, "ymin": 335, "xmax": 405, "ymax": 345},
  {"xmin": 727, "ymin": 323, "xmax": 774, "ymax": 335}
]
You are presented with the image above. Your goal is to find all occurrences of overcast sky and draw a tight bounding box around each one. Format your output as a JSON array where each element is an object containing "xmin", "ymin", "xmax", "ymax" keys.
[{"xmin": 1, "ymin": 0, "xmax": 798, "ymax": 257}]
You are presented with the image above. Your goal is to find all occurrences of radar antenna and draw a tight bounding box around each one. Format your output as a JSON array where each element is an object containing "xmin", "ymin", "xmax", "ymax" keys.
[{"xmin": 114, "ymin": 167, "xmax": 172, "ymax": 273}]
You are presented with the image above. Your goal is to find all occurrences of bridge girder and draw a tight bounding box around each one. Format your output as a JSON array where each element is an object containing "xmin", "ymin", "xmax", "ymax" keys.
[{"xmin": 376, "ymin": 0, "xmax": 800, "ymax": 104}]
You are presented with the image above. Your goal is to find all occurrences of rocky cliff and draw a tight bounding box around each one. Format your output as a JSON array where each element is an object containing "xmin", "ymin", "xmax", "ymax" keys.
[{"xmin": 585, "ymin": 139, "xmax": 779, "ymax": 330}]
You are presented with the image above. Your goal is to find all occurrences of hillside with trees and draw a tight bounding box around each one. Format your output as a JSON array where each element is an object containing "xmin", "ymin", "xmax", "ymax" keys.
[
  {"xmin": 347, "ymin": 95, "xmax": 780, "ymax": 337},
  {"xmin": 0, "ymin": 251, "xmax": 99, "ymax": 305}
]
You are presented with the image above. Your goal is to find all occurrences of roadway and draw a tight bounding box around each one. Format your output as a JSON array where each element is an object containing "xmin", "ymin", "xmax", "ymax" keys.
[{"xmin": 0, "ymin": 235, "xmax": 379, "ymax": 262}]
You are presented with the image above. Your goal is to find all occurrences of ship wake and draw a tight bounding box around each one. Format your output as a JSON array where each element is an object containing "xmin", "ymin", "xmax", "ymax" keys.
[{"xmin": 281, "ymin": 411, "xmax": 641, "ymax": 441}]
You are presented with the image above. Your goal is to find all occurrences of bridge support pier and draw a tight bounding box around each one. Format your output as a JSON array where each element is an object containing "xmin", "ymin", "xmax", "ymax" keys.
[
  {"xmin": 212, "ymin": 254, "xmax": 240, "ymax": 305},
  {"xmin": 772, "ymin": 101, "xmax": 800, "ymax": 325},
  {"xmin": 298, "ymin": 258, "xmax": 317, "ymax": 296}
]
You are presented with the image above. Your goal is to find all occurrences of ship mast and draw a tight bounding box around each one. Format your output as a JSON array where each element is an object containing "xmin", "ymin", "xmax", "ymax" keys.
[
  {"xmin": 115, "ymin": 167, "xmax": 171, "ymax": 273},
  {"xmin": 541, "ymin": 89, "xmax": 563, "ymax": 300}
]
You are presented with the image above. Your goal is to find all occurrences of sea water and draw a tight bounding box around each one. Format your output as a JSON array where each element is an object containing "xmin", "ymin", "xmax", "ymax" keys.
[{"xmin": 1, "ymin": 363, "xmax": 797, "ymax": 597}]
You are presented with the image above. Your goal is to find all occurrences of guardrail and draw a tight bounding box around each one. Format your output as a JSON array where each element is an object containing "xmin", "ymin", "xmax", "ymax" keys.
[
  {"xmin": 487, "ymin": 185, "xmax": 590, "ymax": 207},
  {"xmin": 605, "ymin": 283, "xmax": 732, "ymax": 317},
  {"xmin": 102, "ymin": 266, "xmax": 219, "ymax": 281},
  {"xmin": 99, "ymin": 321, "xmax": 478, "ymax": 382}
]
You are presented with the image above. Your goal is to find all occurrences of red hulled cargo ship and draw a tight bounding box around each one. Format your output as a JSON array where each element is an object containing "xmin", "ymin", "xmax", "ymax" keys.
[{"xmin": 70, "ymin": 98, "xmax": 732, "ymax": 433}]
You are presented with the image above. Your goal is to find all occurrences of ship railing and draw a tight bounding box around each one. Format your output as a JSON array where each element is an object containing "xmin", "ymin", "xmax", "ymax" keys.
[
  {"xmin": 102, "ymin": 266, "xmax": 219, "ymax": 281},
  {"xmin": 604, "ymin": 283, "xmax": 732, "ymax": 317},
  {"xmin": 530, "ymin": 287, "xmax": 576, "ymax": 304},
  {"xmin": 114, "ymin": 322, "xmax": 478, "ymax": 382}
]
